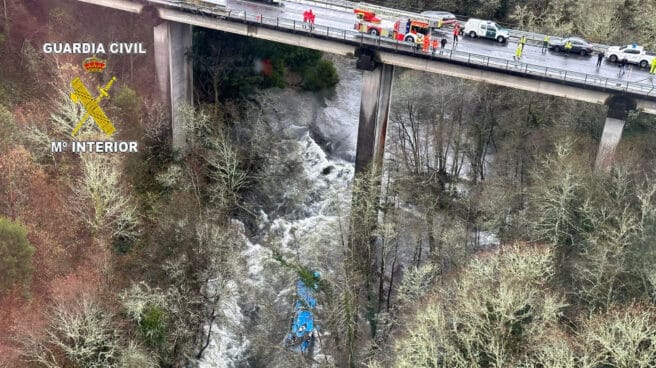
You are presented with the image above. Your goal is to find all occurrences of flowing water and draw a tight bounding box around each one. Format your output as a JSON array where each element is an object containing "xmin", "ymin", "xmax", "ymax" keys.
[{"xmin": 198, "ymin": 55, "xmax": 361, "ymax": 367}]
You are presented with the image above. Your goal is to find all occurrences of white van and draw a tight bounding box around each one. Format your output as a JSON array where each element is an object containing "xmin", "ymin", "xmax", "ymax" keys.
[{"xmin": 462, "ymin": 18, "xmax": 509, "ymax": 43}]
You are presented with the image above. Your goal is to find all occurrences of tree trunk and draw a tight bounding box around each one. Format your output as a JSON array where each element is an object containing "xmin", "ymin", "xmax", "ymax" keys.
[
  {"xmin": 196, "ymin": 305, "xmax": 216, "ymax": 359},
  {"xmin": 3, "ymin": 0, "xmax": 8, "ymax": 37}
]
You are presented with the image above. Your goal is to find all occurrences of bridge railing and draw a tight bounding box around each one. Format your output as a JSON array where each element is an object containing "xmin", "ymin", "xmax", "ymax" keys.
[
  {"xmin": 352, "ymin": 33, "xmax": 654, "ymax": 96},
  {"xmin": 188, "ymin": 5, "xmax": 656, "ymax": 98}
]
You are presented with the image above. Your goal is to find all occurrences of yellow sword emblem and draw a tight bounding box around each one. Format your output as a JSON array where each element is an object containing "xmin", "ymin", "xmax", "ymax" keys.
[{"xmin": 70, "ymin": 77, "xmax": 117, "ymax": 137}]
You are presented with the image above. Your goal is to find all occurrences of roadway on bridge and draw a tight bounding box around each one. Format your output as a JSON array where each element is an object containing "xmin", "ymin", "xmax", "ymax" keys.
[{"xmin": 226, "ymin": 0, "xmax": 656, "ymax": 86}]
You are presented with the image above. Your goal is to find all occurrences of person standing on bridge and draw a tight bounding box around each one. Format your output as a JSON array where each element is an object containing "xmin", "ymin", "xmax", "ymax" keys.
[
  {"xmin": 308, "ymin": 9, "xmax": 315, "ymax": 30},
  {"xmin": 520, "ymin": 35, "xmax": 527, "ymax": 47},
  {"xmin": 650, "ymin": 57, "xmax": 656, "ymax": 75},
  {"xmin": 513, "ymin": 43, "xmax": 523, "ymax": 61},
  {"xmin": 619, "ymin": 58, "xmax": 628, "ymax": 77},
  {"xmin": 432, "ymin": 38, "xmax": 439, "ymax": 54},
  {"xmin": 453, "ymin": 25, "xmax": 459, "ymax": 45},
  {"xmin": 564, "ymin": 40, "xmax": 573, "ymax": 56},
  {"xmin": 596, "ymin": 50, "xmax": 604, "ymax": 68},
  {"xmin": 542, "ymin": 35, "xmax": 549, "ymax": 53},
  {"xmin": 302, "ymin": 9, "xmax": 308, "ymax": 29},
  {"xmin": 440, "ymin": 37, "xmax": 447, "ymax": 54}
]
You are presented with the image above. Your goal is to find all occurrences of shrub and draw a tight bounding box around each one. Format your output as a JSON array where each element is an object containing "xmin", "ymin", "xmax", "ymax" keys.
[
  {"xmin": 0, "ymin": 217, "xmax": 35, "ymax": 293},
  {"xmin": 118, "ymin": 341, "xmax": 158, "ymax": 368},
  {"xmin": 302, "ymin": 59, "xmax": 340, "ymax": 91},
  {"xmin": 139, "ymin": 304, "xmax": 168, "ymax": 348},
  {"xmin": 0, "ymin": 104, "xmax": 15, "ymax": 152},
  {"xmin": 113, "ymin": 86, "xmax": 142, "ymax": 124}
]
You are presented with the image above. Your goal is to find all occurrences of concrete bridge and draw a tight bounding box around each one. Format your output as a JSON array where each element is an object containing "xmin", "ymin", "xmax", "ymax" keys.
[{"xmin": 79, "ymin": 0, "xmax": 656, "ymax": 171}]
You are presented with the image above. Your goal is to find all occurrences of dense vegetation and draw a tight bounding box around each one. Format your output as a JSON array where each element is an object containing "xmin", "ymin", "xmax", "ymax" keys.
[
  {"xmin": 193, "ymin": 29, "xmax": 339, "ymax": 103},
  {"xmin": 0, "ymin": 218, "xmax": 34, "ymax": 295},
  {"xmin": 0, "ymin": 0, "xmax": 655, "ymax": 367}
]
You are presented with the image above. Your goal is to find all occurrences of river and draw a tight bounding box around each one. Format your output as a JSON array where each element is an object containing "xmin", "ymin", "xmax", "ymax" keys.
[{"xmin": 197, "ymin": 54, "xmax": 361, "ymax": 367}]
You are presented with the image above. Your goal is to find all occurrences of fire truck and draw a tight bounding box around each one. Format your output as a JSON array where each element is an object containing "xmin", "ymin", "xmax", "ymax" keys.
[
  {"xmin": 354, "ymin": 7, "xmax": 431, "ymax": 44},
  {"xmin": 353, "ymin": 9, "xmax": 386, "ymax": 35}
]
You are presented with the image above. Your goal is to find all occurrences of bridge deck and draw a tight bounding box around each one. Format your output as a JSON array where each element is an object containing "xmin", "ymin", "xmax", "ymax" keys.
[{"xmin": 75, "ymin": 0, "xmax": 656, "ymax": 114}]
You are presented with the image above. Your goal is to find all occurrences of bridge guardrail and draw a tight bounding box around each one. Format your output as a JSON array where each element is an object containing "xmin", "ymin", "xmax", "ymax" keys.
[
  {"xmin": 165, "ymin": 1, "xmax": 656, "ymax": 98},
  {"xmin": 351, "ymin": 33, "xmax": 651, "ymax": 95}
]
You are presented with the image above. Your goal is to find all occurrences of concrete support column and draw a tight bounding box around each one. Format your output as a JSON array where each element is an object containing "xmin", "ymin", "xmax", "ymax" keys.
[
  {"xmin": 154, "ymin": 21, "xmax": 193, "ymax": 150},
  {"xmin": 595, "ymin": 95, "xmax": 636, "ymax": 171},
  {"xmin": 354, "ymin": 63, "xmax": 394, "ymax": 174},
  {"xmin": 348, "ymin": 55, "xmax": 395, "ymax": 343},
  {"xmin": 594, "ymin": 117, "xmax": 625, "ymax": 170}
]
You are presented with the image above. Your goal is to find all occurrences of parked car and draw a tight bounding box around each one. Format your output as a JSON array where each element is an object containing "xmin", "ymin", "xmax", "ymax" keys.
[
  {"xmin": 462, "ymin": 18, "xmax": 509, "ymax": 43},
  {"xmin": 606, "ymin": 44, "xmax": 655, "ymax": 68},
  {"xmin": 549, "ymin": 37, "xmax": 593, "ymax": 55},
  {"xmin": 420, "ymin": 11, "xmax": 457, "ymax": 27}
]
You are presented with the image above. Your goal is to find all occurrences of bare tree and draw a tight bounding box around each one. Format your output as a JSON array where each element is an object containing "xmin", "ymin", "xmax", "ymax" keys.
[
  {"xmin": 20, "ymin": 300, "xmax": 122, "ymax": 368},
  {"xmin": 71, "ymin": 153, "xmax": 140, "ymax": 243}
]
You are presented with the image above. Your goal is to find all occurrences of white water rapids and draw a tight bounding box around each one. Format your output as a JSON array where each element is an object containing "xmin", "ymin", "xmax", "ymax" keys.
[{"xmin": 198, "ymin": 55, "xmax": 361, "ymax": 367}]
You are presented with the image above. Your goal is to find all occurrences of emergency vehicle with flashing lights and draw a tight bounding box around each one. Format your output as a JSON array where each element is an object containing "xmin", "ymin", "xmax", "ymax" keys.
[
  {"xmin": 420, "ymin": 10, "xmax": 458, "ymax": 28},
  {"xmin": 354, "ymin": 8, "xmax": 431, "ymax": 45},
  {"xmin": 354, "ymin": 8, "xmax": 383, "ymax": 34},
  {"xmin": 605, "ymin": 44, "xmax": 656, "ymax": 69}
]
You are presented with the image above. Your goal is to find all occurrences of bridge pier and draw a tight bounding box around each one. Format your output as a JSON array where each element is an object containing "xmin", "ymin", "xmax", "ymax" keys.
[
  {"xmin": 349, "ymin": 50, "xmax": 394, "ymax": 338},
  {"xmin": 354, "ymin": 49, "xmax": 394, "ymax": 173},
  {"xmin": 350, "ymin": 51, "xmax": 394, "ymax": 253},
  {"xmin": 594, "ymin": 118, "xmax": 625, "ymax": 171},
  {"xmin": 153, "ymin": 20, "xmax": 193, "ymax": 150},
  {"xmin": 595, "ymin": 95, "xmax": 636, "ymax": 171}
]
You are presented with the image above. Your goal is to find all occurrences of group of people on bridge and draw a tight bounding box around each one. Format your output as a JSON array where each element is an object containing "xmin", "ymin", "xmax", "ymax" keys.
[
  {"xmin": 302, "ymin": 9, "xmax": 315, "ymax": 30},
  {"xmin": 421, "ymin": 36, "xmax": 449, "ymax": 54}
]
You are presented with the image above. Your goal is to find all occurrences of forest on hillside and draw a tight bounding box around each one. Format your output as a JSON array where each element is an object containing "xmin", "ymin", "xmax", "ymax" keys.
[{"xmin": 0, "ymin": 0, "xmax": 656, "ymax": 367}]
